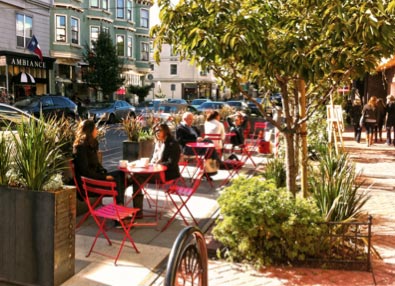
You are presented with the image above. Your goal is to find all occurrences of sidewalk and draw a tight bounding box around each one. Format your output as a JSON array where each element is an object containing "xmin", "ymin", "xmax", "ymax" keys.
[{"xmin": 62, "ymin": 128, "xmax": 395, "ymax": 286}]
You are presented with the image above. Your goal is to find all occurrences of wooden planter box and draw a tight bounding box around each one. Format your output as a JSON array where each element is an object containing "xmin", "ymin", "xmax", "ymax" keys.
[{"xmin": 0, "ymin": 186, "xmax": 76, "ymax": 286}]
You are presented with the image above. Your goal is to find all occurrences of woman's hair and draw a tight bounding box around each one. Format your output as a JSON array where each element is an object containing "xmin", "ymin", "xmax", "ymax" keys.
[
  {"xmin": 206, "ymin": 110, "xmax": 220, "ymax": 121},
  {"xmin": 73, "ymin": 119, "xmax": 98, "ymax": 149},
  {"xmin": 155, "ymin": 123, "xmax": 172, "ymax": 139},
  {"xmin": 368, "ymin": 96, "xmax": 377, "ymax": 107}
]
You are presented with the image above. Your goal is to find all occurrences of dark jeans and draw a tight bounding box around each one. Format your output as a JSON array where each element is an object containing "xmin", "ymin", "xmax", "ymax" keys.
[
  {"xmin": 108, "ymin": 170, "xmax": 126, "ymax": 205},
  {"xmin": 353, "ymin": 124, "xmax": 361, "ymax": 143},
  {"xmin": 386, "ymin": 125, "xmax": 395, "ymax": 145}
]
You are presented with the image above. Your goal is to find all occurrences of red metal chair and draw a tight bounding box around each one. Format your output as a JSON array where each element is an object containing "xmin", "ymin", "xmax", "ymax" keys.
[
  {"xmin": 81, "ymin": 176, "xmax": 140, "ymax": 265},
  {"xmin": 161, "ymin": 169, "xmax": 205, "ymax": 232},
  {"xmin": 250, "ymin": 121, "xmax": 268, "ymax": 140},
  {"xmin": 70, "ymin": 160, "xmax": 111, "ymax": 229},
  {"xmin": 204, "ymin": 133, "xmax": 223, "ymax": 158},
  {"xmin": 220, "ymin": 154, "xmax": 245, "ymax": 186}
]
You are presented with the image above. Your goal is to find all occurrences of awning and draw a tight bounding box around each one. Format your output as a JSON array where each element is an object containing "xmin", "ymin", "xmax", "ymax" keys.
[{"xmin": 13, "ymin": 72, "xmax": 35, "ymax": 84}]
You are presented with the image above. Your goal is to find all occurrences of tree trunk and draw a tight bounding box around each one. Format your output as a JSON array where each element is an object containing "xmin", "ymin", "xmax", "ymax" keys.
[
  {"xmin": 298, "ymin": 79, "xmax": 308, "ymax": 197},
  {"xmin": 284, "ymin": 131, "xmax": 298, "ymax": 196}
]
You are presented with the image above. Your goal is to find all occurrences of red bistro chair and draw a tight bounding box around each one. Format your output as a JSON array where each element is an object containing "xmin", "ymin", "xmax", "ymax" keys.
[
  {"xmin": 81, "ymin": 176, "xmax": 140, "ymax": 265},
  {"xmin": 204, "ymin": 133, "xmax": 224, "ymax": 159},
  {"xmin": 70, "ymin": 160, "xmax": 111, "ymax": 229},
  {"xmin": 161, "ymin": 169, "xmax": 205, "ymax": 232}
]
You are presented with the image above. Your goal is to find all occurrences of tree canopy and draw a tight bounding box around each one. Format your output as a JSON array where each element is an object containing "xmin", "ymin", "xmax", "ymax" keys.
[
  {"xmin": 152, "ymin": 0, "xmax": 395, "ymax": 194},
  {"xmin": 83, "ymin": 31, "xmax": 124, "ymax": 97}
]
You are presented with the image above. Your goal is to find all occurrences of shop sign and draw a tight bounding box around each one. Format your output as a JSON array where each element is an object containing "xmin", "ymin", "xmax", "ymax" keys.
[{"xmin": 9, "ymin": 57, "xmax": 46, "ymax": 69}]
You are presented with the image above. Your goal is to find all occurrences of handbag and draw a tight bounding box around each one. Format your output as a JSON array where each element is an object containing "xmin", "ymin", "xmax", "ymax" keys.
[
  {"xmin": 359, "ymin": 114, "xmax": 365, "ymax": 127},
  {"xmin": 204, "ymin": 158, "xmax": 219, "ymax": 174}
]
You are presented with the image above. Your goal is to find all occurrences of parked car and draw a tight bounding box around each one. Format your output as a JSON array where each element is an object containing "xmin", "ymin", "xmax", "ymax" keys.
[
  {"xmin": 190, "ymin": 98, "xmax": 211, "ymax": 109},
  {"xmin": 168, "ymin": 99, "xmax": 188, "ymax": 104},
  {"xmin": 135, "ymin": 99, "xmax": 167, "ymax": 114},
  {"xmin": 0, "ymin": 103, "xmax": 38, "ymax": 129},
  {"xmin": 13, "ymin": 95, "xmax": 78, "ymax": 119},
  {"xmin": 226, "ymin": 100, "xmax": 251, "ymax": 114},
  {"xmin": 196, "ymin": 101, "xmax": 230, "ymax": 112},
  {"xmin": 87, "ymin": 100, "xmax": 136, "ymax": 123}
]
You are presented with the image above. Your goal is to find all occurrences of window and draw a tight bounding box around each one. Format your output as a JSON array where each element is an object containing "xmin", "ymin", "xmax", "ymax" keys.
[
  {"xmin": 71, "ymin": 17, "xmax": 79, "ymax": 45},
  {"xmin": 127, "ymin": 0, "xmax": 133, "ymax": 21},
  {"xmin": 117, "ymin": 0, "xmax": 124, "ymax": 19},
  {"xmin": 90, "ymin": 26, "xmax": 100, "ymax": 48},
  {"xmin": 141, "ymin": 42, "xmax": 149, "ymax": 61},
  {"xmin": 16, "ymin": 14, "xmax": 32, "ymax": 48},
  {"xmin": 117, "ymin": 35, "xmax": 125, "ymax": 57},
  {"xmin": 170, "ymin": 64, "xmax": 177, "ymax": 75},
  {"xmin": 140, "ymin": 9, "xmax": 149, "ymax": 28},
  {"xmin": 56, "ymin": 15, "xmax": 66, "ymax": 42},
  {"xmin": 102, "ymin": 0, "xmax": 108, "ymax": 10},
  {"xmin": 90, "ymin": 0, "xmax": 99, "ymax": 8},
  {"xmin": 127, "ymin": 36, "xmax": 133, "ymax": 57}
]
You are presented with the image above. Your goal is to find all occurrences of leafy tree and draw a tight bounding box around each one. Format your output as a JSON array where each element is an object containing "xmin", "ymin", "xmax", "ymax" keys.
[
  {"xmin": 128, "ymin": 84, "xmax": 154, "ymax": 103},
  {"xmin": 83, "ymin": 31, "xmax": 124, "ymax": 98},
  {"xmin": 152, "ymin": 0, "xmax": 395, "ymax": 195}
]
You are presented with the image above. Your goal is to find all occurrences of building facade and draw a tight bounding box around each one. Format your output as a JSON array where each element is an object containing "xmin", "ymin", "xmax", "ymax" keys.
[
  {"xmin": 0, "ymin": 0, "xmax": 152, "ymax": 103},
  {"xmin": 0, "ymin": 0, "xmax": 54, "ymax": 101},
  {"xmin": 148, "ymin": 44, "xmax": 218, "ymax": 102},
  {"xmin": 51, "ymin": 0, "xmax": 153, "ymax": 102}
]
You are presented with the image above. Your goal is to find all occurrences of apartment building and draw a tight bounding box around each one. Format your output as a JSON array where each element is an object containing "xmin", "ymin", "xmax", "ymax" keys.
[
  {"xmin": 0, "ymin": 0, "xmax": 152, "ymax": 102},
  {"xmin": 148, "ymin": 44, "xmax": 218, "ymax": 102},
  {"xmin": 0, "ymin": 0, "xmax": 53, "ymax": 101}
]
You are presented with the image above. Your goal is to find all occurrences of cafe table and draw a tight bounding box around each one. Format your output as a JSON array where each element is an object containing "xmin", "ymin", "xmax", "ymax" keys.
[{"xmin": 119, "ymin": 163, "xmax": 167, "ymax": 226}]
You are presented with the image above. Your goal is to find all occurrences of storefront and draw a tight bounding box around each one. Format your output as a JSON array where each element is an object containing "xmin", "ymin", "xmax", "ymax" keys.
[{"xmin": 0, "ymin": 51, "xmax": 54, "ymax": 102}]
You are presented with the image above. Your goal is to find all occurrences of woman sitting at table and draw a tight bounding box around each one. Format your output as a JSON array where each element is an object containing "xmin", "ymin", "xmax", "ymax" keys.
[
  {"xmin": 226, "ymin": 111, "xmax": 249, "ymax": 147},
  {"xmin": 73, "ymin": 119, "xmax": 126, "ymax": 205},
  {"xmin": 204, "ymin": 110, "xmax": 226, "ymax": 151},
  {"xmin": 131, "ymin": 123, "xmax": 181, "ymax": 217}
]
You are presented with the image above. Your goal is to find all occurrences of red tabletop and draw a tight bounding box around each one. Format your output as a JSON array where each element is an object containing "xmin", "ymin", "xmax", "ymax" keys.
[{"xmin": 186, "ymin": 142, "xmax": 215, "ymax": 149}]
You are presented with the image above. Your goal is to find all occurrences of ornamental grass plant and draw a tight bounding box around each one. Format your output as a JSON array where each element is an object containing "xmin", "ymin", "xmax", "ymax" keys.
[
  {"xmin": 309, "ymin": 147, "xmax": 369, "ymax": 222},
  {"xmin": 10, "ymin": 115, "xmax": 66, "ymax": 191}
]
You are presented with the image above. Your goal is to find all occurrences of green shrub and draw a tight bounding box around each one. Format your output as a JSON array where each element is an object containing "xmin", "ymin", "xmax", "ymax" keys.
[
  {"xmin": 309, "ymin": 148, "xmax": 369, "ymax": 222},
  {"xmin": 213, "ymin": 176, "xmax": 327, "ymax": 267},
  {"xmin": 264, "ymin": 157, "xmax": 286, "ymax": 188}
]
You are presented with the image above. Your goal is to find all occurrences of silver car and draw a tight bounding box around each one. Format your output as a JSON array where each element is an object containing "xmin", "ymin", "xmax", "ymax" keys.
[{"xmin": 87, "ymin": 100, "xmax": 136, "ymax": 123}]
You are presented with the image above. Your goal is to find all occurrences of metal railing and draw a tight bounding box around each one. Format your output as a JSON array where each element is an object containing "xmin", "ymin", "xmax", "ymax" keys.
[
  {"xmin": 165, "ymin": 226, "xmax": 208, "ymax": 286},
  {"xmin": 304, "ymin": 215, "xmax": 373, "ymax": 271}
]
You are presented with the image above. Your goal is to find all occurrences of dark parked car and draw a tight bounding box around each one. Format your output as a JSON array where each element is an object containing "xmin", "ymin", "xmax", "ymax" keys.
[
  {"xmin": 87, "ymin": 100, "xmax": 136, "ymax": 123},
  {"xmin": 13, "ymin": 95, "xmax": 78, "ymax": 119}
]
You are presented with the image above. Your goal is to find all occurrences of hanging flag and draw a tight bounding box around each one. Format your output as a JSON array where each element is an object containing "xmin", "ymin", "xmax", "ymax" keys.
[{"xmin": 27, "ymin": 35, "xmax": 43, "ymax": 61}]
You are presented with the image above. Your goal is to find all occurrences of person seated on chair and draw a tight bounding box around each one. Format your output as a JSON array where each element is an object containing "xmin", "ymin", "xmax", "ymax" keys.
[
  {"xmin": 226, "ymin": 111, "xmax": 249, "ymax": 147},
  {"xmin": 176, "ymin": 112, "xmax": 203, "ymax": 156},
  {"xmin": 204, "ymin": 110, "xmax": 226, "ymax": 152},
  {"xmin": 176, "ymin": 112, "xmax": 220, "ymax": 178},
  {"xmin": 72, "ymin": 119, "xmax": 126, "ymax": 205},
  {"xmin": 131, "ymin": 123, "xmax": 181, "ymax": 217}
]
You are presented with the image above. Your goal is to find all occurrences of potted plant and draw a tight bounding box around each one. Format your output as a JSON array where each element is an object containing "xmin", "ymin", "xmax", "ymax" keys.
[
  {"xmin": 121, "ymin": 114, "xmax": 155, "ymax": 161},
  {"xmin": 0, "ymin": 115, "xmax": 76, "ymax": 286}
]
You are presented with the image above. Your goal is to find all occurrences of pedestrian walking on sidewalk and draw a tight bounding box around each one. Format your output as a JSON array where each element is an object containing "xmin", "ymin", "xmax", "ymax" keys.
[
  {"xmin": 361, "ymin": 96, "xmax": 378, "ymax": 147},
  {"xmin": 350, "ymin": 98, "xmax": 362, "ymax": 143},
  {"xmin": 386, "ymin": 95, "xmax": 395, "ymax": 146}
]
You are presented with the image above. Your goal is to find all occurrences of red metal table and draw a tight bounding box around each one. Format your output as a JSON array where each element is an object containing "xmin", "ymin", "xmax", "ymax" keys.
[{"xmin": 119, "ymin": 163, "xmax": 167, "ymax": 226}]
